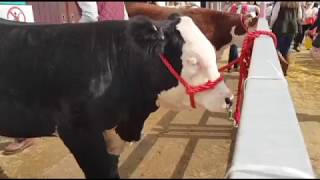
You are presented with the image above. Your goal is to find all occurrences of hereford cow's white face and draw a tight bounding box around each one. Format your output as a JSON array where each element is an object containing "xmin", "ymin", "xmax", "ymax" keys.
[
  {"xmin": 156, "ymin": 16, "xmax": 233, "ymax": 112},
  {"xmin": 103, "ymin": 16, "xmax": 234, "ymax": 156}
]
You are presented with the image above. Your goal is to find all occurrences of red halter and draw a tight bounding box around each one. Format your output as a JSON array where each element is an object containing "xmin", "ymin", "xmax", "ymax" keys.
[{"xmin": 159, "ymin": 54, "xmax": 224, "ymax": 108}]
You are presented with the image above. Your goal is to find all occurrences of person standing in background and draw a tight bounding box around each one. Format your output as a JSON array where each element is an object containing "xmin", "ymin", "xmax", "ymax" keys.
[
  {"xmin": 200, "ymin": 1, "xmax": 206, "ymax": 8},
  {"xmin": 222, "ymin": 2, "xmax": 233, "ymax": 12},
  {"xmin": 308, "ymin": 3, "xmax": 320, "ymax": 33},
  {"xmin": 77, "ymin": 1, "xmax": 129, "ymax": 22},
  {"xmin": 266, "ymin": 2, "xmax": 275, "ymax": 23},
  {"xmin": 227, "ymin": 2, "xmax": 253, "ymax": 72},
  {"xmin": 248, "ymin": 2, "xmax": 260, "ymax": 17},
  {"xmin": 270, "ymin": 2, "xmax": 302, "ymax": 76},
  {"xmin": 77, "ymin": 2, "xmax": 99, "ymax": 22},
  {"xmin": 97, "ymin": 2, "xmax": 129, "ymax": 21},
  {"xmin": 227, "ymin": 2, "xmax": 240, "ymax": 72},
  {"xmin": 239, "ymin": 2, "xmax": 249, "ymax": 14},
  {"xmin": 308, "ymin": 5, "xmax": 320, "ymax": 59},
  {"xmin": 293, "ymin": 2, "xmax": 315, "ymax": 52},
  {"xmin": 312, "ymin": 3, "xmax": 319, "ymax": 16}
]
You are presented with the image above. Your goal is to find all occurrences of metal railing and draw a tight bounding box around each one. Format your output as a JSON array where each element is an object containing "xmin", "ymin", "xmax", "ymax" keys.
[{"xmin": 226, "ymin": 3, "xmax": 316, "ymax": 179}]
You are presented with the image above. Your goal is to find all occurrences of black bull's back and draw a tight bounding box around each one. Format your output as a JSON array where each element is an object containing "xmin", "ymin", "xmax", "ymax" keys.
[{"xmin": 0, "ymin": 19, "xmax": 153, "ymax": 138}]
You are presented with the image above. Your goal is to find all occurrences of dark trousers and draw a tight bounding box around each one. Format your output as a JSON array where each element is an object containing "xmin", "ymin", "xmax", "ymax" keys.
[
  {"xmin": 200, "ymin": 1, "xmax": 206, "ymax": 8},
  {"xmin": 294, "ymin": 24, "xmax": 311, "ymax": 48},
  {"xmin": 277, "ymin": 34, "xmax": 295, "ymax": 57},
  {"xmin": 228, "ymin": 44, "xmax": 239, "ymax": 69}
]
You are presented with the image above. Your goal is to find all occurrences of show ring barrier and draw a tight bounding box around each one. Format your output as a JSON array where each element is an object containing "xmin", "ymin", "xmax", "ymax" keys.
[{"xmin": 225, "ymin": 3, "xmax": 316, "ymax": 179}]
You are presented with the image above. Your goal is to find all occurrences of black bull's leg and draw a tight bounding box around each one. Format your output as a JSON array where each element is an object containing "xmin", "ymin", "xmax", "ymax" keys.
[{"xmin": 57, "ymin": 122, "xmax": 120, "ymax": 179}]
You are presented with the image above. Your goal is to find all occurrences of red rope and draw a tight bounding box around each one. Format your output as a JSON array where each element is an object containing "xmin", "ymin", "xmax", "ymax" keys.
[
  {"xmin": 218, "ymin": 30, "xmax": 277, "ymax": 125},
  {"xmin": 159, "ymin": 54, "xmax": 225, "ymax": 108},
  {"xmin": 159, "ymin": 30, "xmax": 277, "ymax": 125}
]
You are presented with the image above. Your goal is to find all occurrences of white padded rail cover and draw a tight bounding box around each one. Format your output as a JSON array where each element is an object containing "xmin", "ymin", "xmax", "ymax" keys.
[{"xmin": 226, "ymin": 17, "xmax": 316, "ymax": 179}]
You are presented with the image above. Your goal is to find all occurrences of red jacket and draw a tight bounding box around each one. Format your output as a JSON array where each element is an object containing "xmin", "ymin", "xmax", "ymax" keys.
[{"xmin": 230, "ymin": 4, "xmax": 238, "ymax": 14}]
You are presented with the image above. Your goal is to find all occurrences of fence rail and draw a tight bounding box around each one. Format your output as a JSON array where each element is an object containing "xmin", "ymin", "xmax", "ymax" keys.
[{"xmin": 226, "ymin": 4, "xmax": 316, "ymax": 179}]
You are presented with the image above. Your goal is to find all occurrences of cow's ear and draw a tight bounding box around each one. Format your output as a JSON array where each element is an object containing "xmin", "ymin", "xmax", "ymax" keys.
[
  {"xmin": 168, "ymin": 13, "xmax": 182, "ymax": 20},
  {"xmin": 127, "ymin": 16, "xmax": 166, "ymax": 54},
  {"xmin": 127, "ymin": 15, "xmax": 153, "ymax": 37},
  {"xmin": 248, "ymin": 17, "xmax": 258, "ymax": 27},
  {"xmin": 244, "ymin": 14, "xmax": 258, "ymax": 28},
  {"xmin": 127, "ymin": 16, "xmax": 159, "ymax": 41},
  {"xmin": 163, "ymin": 13, "xmax": 182, "ymax": 35}
]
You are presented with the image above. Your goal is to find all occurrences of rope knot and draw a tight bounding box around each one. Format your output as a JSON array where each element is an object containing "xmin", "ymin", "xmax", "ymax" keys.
[
  {"xmin": 159, "ymin": 54, "xmax": 225, "ymax": 109},
  {"xmin": 186, "ymin": 86, "xmax": 195, "ymax": 95}
]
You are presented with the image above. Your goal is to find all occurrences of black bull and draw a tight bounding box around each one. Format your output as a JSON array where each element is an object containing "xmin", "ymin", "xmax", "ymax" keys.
[{"xmin": 0, "ymin": 16, "xmax": 186, "ymax": 178}]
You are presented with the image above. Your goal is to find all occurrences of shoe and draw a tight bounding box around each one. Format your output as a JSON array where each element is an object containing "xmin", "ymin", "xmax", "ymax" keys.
[
  {"xmin": 293, "ymin": 47, "xmax": 300, "ymax": 52},
  {"xmin": 277, "ymin": 51, "xmax": 289, "ymax": 76},
  {"xmin": 2, "ymin": 138, "xmax": 35, "ymax": 155}
]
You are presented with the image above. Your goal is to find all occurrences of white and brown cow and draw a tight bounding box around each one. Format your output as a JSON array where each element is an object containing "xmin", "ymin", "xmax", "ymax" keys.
[
  {"xmin": 0, "ymin": 15, "xmax": 232, "ymax": 178},
  {"xmin": 125, "ymin": 2, "xmax": 259, "ymax": 61}
]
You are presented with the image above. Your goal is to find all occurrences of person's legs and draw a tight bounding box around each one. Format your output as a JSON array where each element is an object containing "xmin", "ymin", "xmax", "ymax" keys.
[
  {"xmin": 281, "ymin": 34, "xmax": 294, "ymax": 57},
  {"xmin": 200, "ymin": 1, "xmax": 206, "ymax": 8},
  {"xmin": 228, "ymin": 44, "xmax": 239, "ymax": 72},
  {"xmin": 233, "ymin": 46, "xmax": 239, "ymax": 69},
  {"xmin": 293, "ymin": 23, "xmax": 303, "ymax": 51},
  {"xmin": 293, "ymin": 33, "xmax": 302, "ymax": 52},
  {"xmin": 299, "ymin": 24, "xmax": 312, "ymax": 49},
  {"xmin": 277, "ymin": 34, "xmax": 294, "ymax": 76}
]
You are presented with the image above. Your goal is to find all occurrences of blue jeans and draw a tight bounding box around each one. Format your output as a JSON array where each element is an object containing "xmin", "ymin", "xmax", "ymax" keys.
[
  {"xmin": 277, "ymin": 34, "xmax": 294, "ymax": 57},
  {"xmin": 228, "ymin": 44, "xmax": 239, "ymax": 69}
]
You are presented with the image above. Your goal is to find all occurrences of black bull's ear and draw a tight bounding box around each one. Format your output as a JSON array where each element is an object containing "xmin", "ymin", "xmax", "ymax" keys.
[
  {"xmin": 167, "ymin": 13, "xmax": 182, "ymax": 20},
  {"xmin": 126, "ymin": 16, "xmax": 177, "ymax": 55}
]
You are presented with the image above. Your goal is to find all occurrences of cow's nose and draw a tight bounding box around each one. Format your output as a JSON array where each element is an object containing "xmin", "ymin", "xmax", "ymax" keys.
[{"xmin": 225, "ymin": 97, "xmax": 233, "ymax": 107}]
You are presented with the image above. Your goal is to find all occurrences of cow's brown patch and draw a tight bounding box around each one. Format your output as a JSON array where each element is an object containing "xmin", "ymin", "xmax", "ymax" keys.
[{"xmin": 126, "ymin": 3, "xmax": 258, "ymax": 51}]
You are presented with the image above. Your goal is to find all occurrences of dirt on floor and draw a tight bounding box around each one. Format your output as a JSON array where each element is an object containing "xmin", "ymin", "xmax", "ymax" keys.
[
  {"xmin": 287, "ymin": 48, "xmax": 320, "ymax": 177},
  {"xmin": 0, "ymin": 47, "xmax": 319, "ymax": 178}
]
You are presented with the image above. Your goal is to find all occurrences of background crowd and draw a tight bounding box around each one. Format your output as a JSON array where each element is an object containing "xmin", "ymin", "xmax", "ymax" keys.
[{"xmin": 224, "ymin": 1, "xmax": 320, "ymax": 75}]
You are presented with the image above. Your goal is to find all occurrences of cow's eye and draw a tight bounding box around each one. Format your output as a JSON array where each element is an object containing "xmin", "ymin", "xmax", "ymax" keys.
[{"xmin": 152, "ymin": 25, "xmax": 158, "ymax": 32}]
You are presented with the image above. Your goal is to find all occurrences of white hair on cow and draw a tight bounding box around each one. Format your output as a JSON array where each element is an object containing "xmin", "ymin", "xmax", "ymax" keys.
[
  {"xmin": 230, "ymin": 26, "xmax": 247, "ymax": 48},
  {"xmin": 156, "ymin": 16, "xmax": 233, "ymax": 112},
  {"xmin": 177, "ymin": 16, "xmax": 220, "ymax": 81}
]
